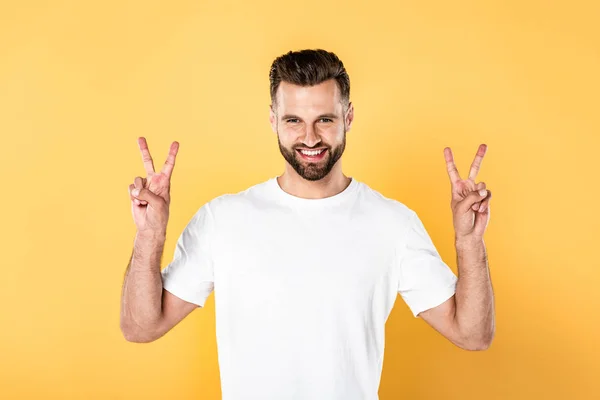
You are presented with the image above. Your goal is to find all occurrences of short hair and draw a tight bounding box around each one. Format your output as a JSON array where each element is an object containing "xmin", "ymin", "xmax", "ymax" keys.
[{"xmin": 269, "ymin": 49, "xmax": 350, "ymax": 110}]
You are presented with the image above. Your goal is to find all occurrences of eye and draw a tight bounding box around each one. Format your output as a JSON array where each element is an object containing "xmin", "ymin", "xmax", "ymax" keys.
[
  {"xmin": 286, "ymin": 118, "xmax": 299, "ymax": 123},
  {"xmin": 319, "ymin": 118, "xmax": 333, "ymax": 122}
]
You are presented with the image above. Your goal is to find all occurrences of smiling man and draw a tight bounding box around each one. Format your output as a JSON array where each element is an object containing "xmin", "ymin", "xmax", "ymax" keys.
[
  {"xmin": 121, "ymin": 49, "xmax": 495, "ymax": 400},
  {"xmin": 274, "ymin": 78, "xmax": 348, "ymax": 184}
]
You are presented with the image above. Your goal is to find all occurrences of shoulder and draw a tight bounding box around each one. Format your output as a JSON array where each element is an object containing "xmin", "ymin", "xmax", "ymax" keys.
[
  {"xmin": 355, "ymin": 180, "xmax": 416, "ymax": 226},
  {"xmin": 201, "ymin": 177, "xmax": 274, "ymax": 218}
]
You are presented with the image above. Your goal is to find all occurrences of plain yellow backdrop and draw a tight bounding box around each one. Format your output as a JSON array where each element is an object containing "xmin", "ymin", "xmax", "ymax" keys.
[{"xmin": 1, "ymin": 0, "xmax": 598, "ymax": 399}]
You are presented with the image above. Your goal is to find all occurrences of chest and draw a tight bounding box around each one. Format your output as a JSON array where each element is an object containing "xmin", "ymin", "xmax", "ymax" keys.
[{"xmin": 212, "ymin": 210, "xmax": 398, "ymax": 312}]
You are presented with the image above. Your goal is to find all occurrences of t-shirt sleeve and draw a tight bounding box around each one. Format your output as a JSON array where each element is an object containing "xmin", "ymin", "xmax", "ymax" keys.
[
  {"xmin": 397, "ymin": 211, "xmax": 458, "ymax": 318},
  {"xmin": 160, "ymin": 202, "xmax": 215, "ymax": 307}
]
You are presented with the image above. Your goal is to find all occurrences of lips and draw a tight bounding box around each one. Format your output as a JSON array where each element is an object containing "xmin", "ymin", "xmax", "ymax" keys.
[
  {"xmin": 296, "ymin": 148, "xmax": 327, "ymax": 151},
  {"xmin": 296, "ymin": 148, "xmax": 328, "ymax": 161}
]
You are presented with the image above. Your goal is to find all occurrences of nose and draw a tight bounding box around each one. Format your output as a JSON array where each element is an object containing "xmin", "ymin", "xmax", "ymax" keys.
[{"xmin": 302, "ymin": 125, "xmax": 321, "ymax": 148}]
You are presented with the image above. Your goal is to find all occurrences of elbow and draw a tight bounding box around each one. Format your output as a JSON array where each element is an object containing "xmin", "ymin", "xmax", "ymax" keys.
[
  {"xmin": 456, "ymin": 329, "xmax": 495, "ymax": 351},
  {"xmin": 462, "ymin": 338, "xmax": 493, "ymax": 351},
  {"xmin": 120, "ymin": 319, "xmax": 159, "ymax": 343},
  {"xmin": 121, "ymin": 329, "xmax": 155, "ymax": 343}
]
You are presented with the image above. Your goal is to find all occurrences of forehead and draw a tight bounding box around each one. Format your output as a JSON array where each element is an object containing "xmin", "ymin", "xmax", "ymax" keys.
[{"xmin": 274, "ymin": 79, "xmax": 342, "ymax": 113}]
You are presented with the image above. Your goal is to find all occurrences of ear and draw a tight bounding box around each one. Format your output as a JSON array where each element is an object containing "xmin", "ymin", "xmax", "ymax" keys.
[
  {"xmin": 269, "ymin": 104, "xmax": 277, "ymax": 134},
  {"xmin": 345, "ymin": 102, "xmax": 354, "ymax": 132}
]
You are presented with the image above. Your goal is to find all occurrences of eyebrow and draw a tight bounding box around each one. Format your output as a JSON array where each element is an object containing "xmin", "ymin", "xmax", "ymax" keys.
[{"xmin": 281, "ymin": 113, "xmax": 338, "ymax": 120}]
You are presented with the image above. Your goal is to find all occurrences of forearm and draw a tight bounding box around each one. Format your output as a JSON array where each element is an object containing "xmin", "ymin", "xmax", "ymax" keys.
[
  {"xmin": 120, "ymin": 232, "xmax": 166, "ymax": 341},
  {"xmin": 453, "ymin": 237, "xmax": 495, "ymax": 349}
]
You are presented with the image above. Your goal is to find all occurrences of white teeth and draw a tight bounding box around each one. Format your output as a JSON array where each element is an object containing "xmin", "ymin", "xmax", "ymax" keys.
[{"xmin": 300, "ymin": 149, "xmax": 324, "ymax": 156}]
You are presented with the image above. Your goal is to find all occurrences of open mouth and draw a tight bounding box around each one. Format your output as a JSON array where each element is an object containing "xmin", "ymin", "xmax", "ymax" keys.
[{"xmin": 296, "ymin": 148, "xmax": 327, "ymax": 161}]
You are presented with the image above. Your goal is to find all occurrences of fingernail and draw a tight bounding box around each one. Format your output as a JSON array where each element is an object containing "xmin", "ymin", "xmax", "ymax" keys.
[
  {"xmin": 132, "ymin": 188, "xmax": 140, "ymax": 196},
  {"xmin": 479, "ymin": 189, "xmax": 487, "ymax": 196}
]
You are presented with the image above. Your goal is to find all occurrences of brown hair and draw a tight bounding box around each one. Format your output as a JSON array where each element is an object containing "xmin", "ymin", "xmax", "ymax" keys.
[{"xmin": 269, "ymin": 49, "xmax": 350, "ymax": 110}]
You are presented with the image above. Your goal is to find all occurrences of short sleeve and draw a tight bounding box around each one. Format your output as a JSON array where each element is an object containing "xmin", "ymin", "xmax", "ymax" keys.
[
  {"xmin": 397, "ymin": 211, "xmax": 458, "ymax": 318},
  {"xmin": 161, "ymin": 202, "xmax": 215, "ymax": 307}
]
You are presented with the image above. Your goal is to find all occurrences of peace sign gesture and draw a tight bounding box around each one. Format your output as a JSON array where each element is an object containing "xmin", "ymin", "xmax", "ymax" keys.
[
  {"xmin": 444, "ymin": 144, "xmax": 492, "ymax": 241},
  {"xmin": 129, "ymin": 137, "xmax": 180, "ymax": 236}
]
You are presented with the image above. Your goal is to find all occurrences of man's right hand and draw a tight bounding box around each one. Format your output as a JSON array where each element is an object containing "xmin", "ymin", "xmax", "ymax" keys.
[{"xmin": 129, "ymin": 137, "xmax": 179, "ymax": 236}]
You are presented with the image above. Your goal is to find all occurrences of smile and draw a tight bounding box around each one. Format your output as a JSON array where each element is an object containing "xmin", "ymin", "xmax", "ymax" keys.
[{"xmin": 296, "ymin": 148, "xmax": 327, "ymax": 160}]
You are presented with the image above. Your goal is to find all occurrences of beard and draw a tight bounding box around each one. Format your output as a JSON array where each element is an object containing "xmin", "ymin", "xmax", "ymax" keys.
[{"xmin": 277, "ymin": 132, "xmax": 346, "ymax": 181}]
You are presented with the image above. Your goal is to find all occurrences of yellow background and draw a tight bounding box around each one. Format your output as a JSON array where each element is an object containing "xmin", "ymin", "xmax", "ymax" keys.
[{"xmin": 1, "ymin": 0, "xmax": 598, "ymax": 399}]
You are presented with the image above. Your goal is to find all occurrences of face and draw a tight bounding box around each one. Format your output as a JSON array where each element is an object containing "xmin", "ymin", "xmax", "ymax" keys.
[{"xmin": 269, "ymin": 79, "xmax": 354, "ymax": 181}]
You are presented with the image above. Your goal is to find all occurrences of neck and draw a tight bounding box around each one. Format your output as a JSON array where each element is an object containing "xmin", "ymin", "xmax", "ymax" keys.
[{"xmin": 277, "ymin": 163, "xmax": 351, "ymax": 199}]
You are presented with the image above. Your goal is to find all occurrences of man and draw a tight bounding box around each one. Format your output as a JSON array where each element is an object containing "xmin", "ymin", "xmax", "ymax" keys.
[{"xmin": 120, "ymin": 49, "xmax": 495, "ymax": 399}]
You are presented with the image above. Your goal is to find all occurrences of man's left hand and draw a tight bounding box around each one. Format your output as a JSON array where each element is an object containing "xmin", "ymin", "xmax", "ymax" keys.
[{"xmin": 444, "ymin": 144, "xmax": 492, "ymax": 241}]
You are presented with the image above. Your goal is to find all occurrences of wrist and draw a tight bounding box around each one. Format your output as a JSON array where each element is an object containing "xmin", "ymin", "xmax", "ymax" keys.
[
  {"xmin": 455, "ymin": 235, "xmax": 484, "ymax": 250},
  {"xmin": 136, "ymin": 230, "xmax": 167, "ymax": 243}
]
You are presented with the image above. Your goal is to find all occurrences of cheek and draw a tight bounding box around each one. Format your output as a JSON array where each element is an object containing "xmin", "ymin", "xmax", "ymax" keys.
[
  {"xmin": 315, "ymin": 124, "xmax": 344, "ymax": 140},
  {"xmin": 279, "ymin": 124, "xmax": 302, "ymax": 137},
  {"xmin": 330, "ymin": 125, "xmax": 346, "ymax": 140}
]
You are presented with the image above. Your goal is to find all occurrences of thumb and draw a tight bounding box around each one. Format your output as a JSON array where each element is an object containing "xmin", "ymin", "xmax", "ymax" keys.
[
  {"xmin": 458, "ymin": 189, "xmax": 488, "ymax": 214},
  {"xmin": 132, "ymin": 187, "xmax": 164, "ymax": 208}
]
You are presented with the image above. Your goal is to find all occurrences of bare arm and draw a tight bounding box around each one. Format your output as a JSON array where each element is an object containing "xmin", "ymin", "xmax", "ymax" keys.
[
  {"xmin": 418, "ymin": 238, "xmax": 494, "ymax": 350},
  {"xmin": 452, "ymin": 238, "xmax": 494, "ymax": 347},
  {"xmin": 120, "ymin": 137, "xmax": 197, "ymax": 343},
  {"xmin": 419, "ymin": 144, "xmax": 495, "ymax": 350},
  {"xmin": 120, "ymin": 231, "xmax": 198, "ymax": 343}
]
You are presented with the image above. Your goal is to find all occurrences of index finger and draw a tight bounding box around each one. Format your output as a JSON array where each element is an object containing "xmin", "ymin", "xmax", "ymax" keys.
[
  {"xmin": 137, "ymin": 137, "xmax": 155, "ymax": 175},
  {"xmin": 161, "ymin": 141, "xmax": 179, "ymax": 179},
  {"xmin": 444, "ymin": 147, "xmax": 461, "ymax": 184},
  {"xmin": 468, "ymin": 144, "xmax": 487, "ymax": 181}
]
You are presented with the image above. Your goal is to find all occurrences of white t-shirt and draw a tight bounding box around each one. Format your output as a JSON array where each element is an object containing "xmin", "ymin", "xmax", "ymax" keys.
[{"xmin": 161, "ymin": 176, "xmax": 458, "ymax": 400}]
